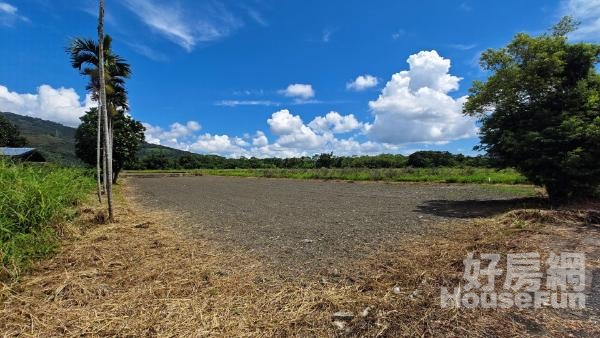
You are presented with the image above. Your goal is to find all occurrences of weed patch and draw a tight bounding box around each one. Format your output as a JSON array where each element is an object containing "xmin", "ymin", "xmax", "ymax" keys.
[{"xmin": 0, "ymin": 161, "xmax": 94, "ymax": 280}]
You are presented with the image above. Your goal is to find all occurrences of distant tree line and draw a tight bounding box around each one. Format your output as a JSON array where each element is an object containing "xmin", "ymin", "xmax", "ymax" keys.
[{"xmin": 127, "ymin": 151, "xmax": 494, "ymax": 170}]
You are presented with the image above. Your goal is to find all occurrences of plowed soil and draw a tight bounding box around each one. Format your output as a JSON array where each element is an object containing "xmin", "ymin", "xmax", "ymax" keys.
[{"xmin": 129, "ymin": 175, "xmax": 541, "ymax": 277}]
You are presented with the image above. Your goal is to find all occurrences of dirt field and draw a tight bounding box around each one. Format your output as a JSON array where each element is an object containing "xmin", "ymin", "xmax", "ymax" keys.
[
  {"xmin": 2, "ymin": 176, "xmax": 598, "ymax": 336},
  {"xmin": 129, "ymin": 175, "xmax": 541, "ymax": 277}
]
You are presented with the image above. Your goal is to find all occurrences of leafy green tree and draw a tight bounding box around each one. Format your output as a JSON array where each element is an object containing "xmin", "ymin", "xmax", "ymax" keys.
[
  {"xmin": 408, "ymin": 151, "xmax": 456, "ymax": 168},
  {"xmin": 315, "ymin": 153, "xmax": 334, "ymax": 168},
  {"xmin": 75, "ymin": 108, "xmax": 145, "ymax": 183},
  {"xmin": 0, "ymin": 115, "xmax": 27, "ymax": 147},
  {"xmin": 464, "ymin": 17, "xmax": 600, "ymax": 203}
]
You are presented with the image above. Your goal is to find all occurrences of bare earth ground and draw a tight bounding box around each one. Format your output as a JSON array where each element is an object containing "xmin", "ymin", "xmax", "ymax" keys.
[
  {"xmin": 128, "ymin": 176, "xmax": 542, "ymax": 278},
  {"xmin": 1, "ymin": 176, "xmax": 598, "ymax": 336}
]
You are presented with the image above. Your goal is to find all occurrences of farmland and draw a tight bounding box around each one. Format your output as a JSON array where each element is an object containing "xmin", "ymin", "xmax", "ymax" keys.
[
  {"xmin": 2, "ymin": 174, "xmax": 597, "ymax": 336},
  {"xmin": 128, "ymin": 175, "xmax": 541, "ymax": 276},
  {"xmin": 125, "ymin": 167, "xmax": 529, "ymax": 185}
]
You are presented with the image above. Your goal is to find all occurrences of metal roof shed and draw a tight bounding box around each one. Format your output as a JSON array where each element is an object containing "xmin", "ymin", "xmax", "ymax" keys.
[{"xmin": 0, "ymin": 147, "xmax": 46, "ymax": 162}]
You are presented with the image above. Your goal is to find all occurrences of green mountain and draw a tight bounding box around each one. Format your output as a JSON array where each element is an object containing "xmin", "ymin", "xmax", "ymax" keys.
[{"xmin": 1, "ymin": 111, "xmax": 197, "ymax": 166}]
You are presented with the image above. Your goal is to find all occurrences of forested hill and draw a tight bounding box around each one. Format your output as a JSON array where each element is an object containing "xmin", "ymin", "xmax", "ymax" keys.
[
  {"xmin": 1, "ymin": 112, "xmax": 82, "ymax": 165},
  {"xmin": 0, "ymin": 111, "xmax": 197, "ymax": 166}
]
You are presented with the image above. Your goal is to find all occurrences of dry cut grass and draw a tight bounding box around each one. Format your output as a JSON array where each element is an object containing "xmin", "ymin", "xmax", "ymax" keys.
[{"xmin": 1, "ymin": 185, "xmax": 598, "ymax": 337}]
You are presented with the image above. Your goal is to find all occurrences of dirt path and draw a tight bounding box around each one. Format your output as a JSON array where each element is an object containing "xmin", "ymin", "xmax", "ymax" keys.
[{"xmin": 129, "ymin": 176, "xmax": 540, "ymax": 277}]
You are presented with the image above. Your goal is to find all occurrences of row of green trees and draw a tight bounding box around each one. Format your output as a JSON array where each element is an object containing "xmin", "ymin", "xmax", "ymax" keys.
[{"xmin": 129, "ymin": 151, "xmax": 493, "ymax": 170}]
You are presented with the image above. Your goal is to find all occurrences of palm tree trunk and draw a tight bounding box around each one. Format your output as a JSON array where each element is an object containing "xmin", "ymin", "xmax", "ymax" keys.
[
  {"xmin": 98, "ymin": 0, "xmax": 114, "ymax": 221},
  {"xmin": 108, "ymin": 116, "xmax": 114, "ymax": 183},
  {"xmin": 96, "ymin": 105, "xmax": 102, "ymax": 203},
  {"xmin": 109, "ymin": 119, "xmax": 114, "ymax": 181},
  {"xmin": 102, "ymin": 142, "xmax": 107, "ymax": 193}
]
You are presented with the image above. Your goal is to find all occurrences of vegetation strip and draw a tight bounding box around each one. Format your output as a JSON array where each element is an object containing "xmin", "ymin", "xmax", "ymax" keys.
[{"xmin": 126, "ymin": 167, "xmax": 529, "ymax": 185}]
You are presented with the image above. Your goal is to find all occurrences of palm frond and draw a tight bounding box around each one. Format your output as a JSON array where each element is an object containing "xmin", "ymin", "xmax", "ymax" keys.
[
  {"xmin": 67, "ymin": 38, "xmax": 99, "ymax": 70},
  {"xmin": 67, "ymin": 34, "xmax": 131, "ymax": 113}
]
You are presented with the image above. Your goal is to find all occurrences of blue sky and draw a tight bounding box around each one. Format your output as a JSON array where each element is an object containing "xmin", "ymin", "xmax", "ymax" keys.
[{"xmin": 1, "ymin": 0, "xmax": 598, "ymax": 157}]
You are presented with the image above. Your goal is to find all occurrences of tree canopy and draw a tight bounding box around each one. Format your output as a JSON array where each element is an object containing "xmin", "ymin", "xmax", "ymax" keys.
[
  {"xmin": 68, "ymin": 35, "xmax": 131, "ymax": 116},
  {"xmin": 125, "ymin": 150, "xmax": 494, "ymax": 171},
  {"xmin": 75, "ymin": 108, "xmax": 145, "ymax": 183},
  {"xmin": 0, "ymin": 115, "xmax": 27, "ymax": 147},
  {"xmin": 464, "ymin": 17, "xmax": 600, "ymax": 203}
]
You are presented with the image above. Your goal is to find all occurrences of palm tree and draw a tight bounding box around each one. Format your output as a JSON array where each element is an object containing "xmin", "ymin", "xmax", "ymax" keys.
[
  {"xmin": 98, "ymin": 0, "xmax": 113, "ymax": 221},
  {"xmin": 68, "ymin": 34, "xmax": 130, "ymax": 214},
  {"xmin": 68, "ymin": 1, "xmax": 123, "ymax": 220}
]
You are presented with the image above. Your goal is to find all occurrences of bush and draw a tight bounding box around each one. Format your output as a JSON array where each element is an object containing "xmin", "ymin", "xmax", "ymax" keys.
[{"xmin": 0, "ymin": 161, "xmax": 94, "ymax": 279}]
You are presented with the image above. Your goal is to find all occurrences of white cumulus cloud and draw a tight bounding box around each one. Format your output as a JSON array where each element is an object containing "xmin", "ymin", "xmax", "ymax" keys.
[
  {"xmin": 346, "ymin": 75, "xmax": 378, "ymax": 91},
  {"xmin": 367, "ymin": 50, "xmax": 477, "ymax": 144},
  {"xmin": 267, "ymin": 109, "xmax": 304, "ymax": 135},
  {"xmin": 144, "ymin": 121, "xmax": 250, "ymax": 157},
  {"xmin": 190, "ymin": 134, "xmax": 247, "ymax": 156},
  {"xmin": 143, "ymin": 120, "xmax": 201, "ymax": 147},
  {"xmin": 0, "ymin": 84, "xmax": 93, "ymax": 127},
  {"xmin": 308, "ymin": 111, "xmax": 363, "ymax": 134},
  {"xmin": 278, "ymin": 84, "xmax": 315, "ymax": 101},
  {"xmin": 267, "ymin": 109, "xmax": 328, "ymax": 149},
  {"xmin": 252, "ymin": 131, "xmax": 269, "ymax": 147},
  {"xmin": 140, "ymin": 108, "xmax": 403, "ymax": 158}
]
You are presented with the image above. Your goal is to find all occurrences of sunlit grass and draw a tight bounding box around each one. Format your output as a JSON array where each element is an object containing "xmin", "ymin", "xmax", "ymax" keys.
[{"xmin": 0, "ymin": 161, "xmax": 94, "ymax": 280}]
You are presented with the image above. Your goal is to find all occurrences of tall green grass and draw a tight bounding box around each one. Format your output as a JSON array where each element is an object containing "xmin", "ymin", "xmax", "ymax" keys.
[
  {"xmin": 135, "ymin": 167, "xmax": 528, "ymax": 185},
  {"xmin": 0, "ymin": 161, "xmax": 94, "ymax": 280}
]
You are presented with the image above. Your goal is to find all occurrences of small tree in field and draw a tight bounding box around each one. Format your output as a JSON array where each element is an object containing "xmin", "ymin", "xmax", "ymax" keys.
[
  {"xmin": 75, "ymin": 108, "xmax": 145, "ymax": 184},
  {"xmin": 464, "ymin": 17, "xmax": 600, "ymax": 204},
  {"xmin": 0, "ymin": 116, "xmax": 27, "ymax": 147}
]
